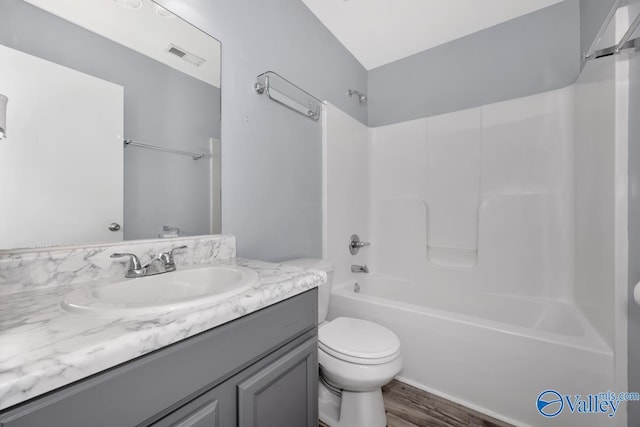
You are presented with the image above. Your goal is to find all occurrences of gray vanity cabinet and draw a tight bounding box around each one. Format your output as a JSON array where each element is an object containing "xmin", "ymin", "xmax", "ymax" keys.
[
  {"xmin": 0, "ymin": 289, "xmax": 318, "ymax": 427},
  {"xmin": 237, "ymin": 337, "xmax": 317, "ymax": 427},
  {"xmin": 152, "ymin": 336, "xmax": 317, "ymax": 427}
]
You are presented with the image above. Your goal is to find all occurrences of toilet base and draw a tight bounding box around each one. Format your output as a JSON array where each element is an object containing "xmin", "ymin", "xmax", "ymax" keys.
[{"xmin": 318, "ymin": 382, "xmax": 387, "ymax": 427}]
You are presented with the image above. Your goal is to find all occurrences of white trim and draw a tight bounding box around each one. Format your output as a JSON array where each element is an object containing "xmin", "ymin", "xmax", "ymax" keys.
[
  {"xmin": 613, "ymin": 6, "xmax": 631, "ymax": 427},
  {"xmin": 321, "ymin": 103, "xmax": 329, "ymax": 259}
]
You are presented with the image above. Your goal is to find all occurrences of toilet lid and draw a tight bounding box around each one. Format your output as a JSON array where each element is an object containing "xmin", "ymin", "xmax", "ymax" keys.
[{"xmin": 319, "ymin": 317, "xmax": 400, "ymax": 364}]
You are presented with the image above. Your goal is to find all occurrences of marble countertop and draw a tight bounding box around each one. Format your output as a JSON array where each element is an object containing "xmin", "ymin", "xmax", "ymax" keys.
[{"xmin": 0, "ymin": 258, "xmax": 325, "ymax": 411}]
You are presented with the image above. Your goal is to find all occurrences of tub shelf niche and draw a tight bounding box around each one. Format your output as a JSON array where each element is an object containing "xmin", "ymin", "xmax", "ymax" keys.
[
  {"xmin": 422, "ymin": 193, "xmax": 556, "ymax": 270},
  {"xmin": 376, "ymin": 193, "xmax": 559, "ymax": 276},
  {"xmin": 427, "ymin": 246, "xmax": 478, "ymax": 268},
  {"xmin": 424, "ymin": 202, "xmax": 478, "ymax": 268}
]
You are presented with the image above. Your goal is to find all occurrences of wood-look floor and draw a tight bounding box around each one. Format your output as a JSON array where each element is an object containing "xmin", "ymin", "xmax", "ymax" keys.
[{"xmin": 320, "ymin": 380, "xmax": 513, "ymax": 427}]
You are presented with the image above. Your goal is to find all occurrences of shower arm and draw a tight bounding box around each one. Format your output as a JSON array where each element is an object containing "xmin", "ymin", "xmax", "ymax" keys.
[{"xmin": 348, "ymin": 89, "xmax": 367, "ymax": 104}]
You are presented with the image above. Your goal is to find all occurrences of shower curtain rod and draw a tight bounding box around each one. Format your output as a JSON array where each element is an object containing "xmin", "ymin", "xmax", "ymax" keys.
[
  {"xmin": 584, "ymin": 2, "xmax": 640, "ymax": 62},
  {"xmin": 589, "ymin": 36, "xmax": 640, "ymax": 60}
]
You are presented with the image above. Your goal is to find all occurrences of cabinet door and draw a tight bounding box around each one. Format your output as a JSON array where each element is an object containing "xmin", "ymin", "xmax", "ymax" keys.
[
  {"xmin": 166, "ymin": 401, "xmax": 218, "ymax": 427},
  {"xmin": 238, "ymin": 338, "xmax": 317, "ymax": 427},
  {"xmin": 151, "ymin": 387, "xmax": 220, "ymax": 427}
]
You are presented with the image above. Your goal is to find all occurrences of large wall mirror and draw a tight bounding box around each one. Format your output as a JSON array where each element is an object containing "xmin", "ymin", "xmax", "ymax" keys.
[{"xmin": 0, "ymin": 0, "xmax": 221, "ymax": 251}]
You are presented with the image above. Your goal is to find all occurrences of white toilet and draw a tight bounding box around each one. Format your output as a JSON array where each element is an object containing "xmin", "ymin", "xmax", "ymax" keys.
[{"xmin": 284, "ymin": 259, "xmax": 402, "ymax": 427}]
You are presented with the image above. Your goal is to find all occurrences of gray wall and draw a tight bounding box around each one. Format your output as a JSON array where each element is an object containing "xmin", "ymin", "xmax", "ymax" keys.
[
  {"xmin": 367, "ymin": 0, "xmax": 581, "ymax": 127},
  {"xmin": 157, "ymin": 0, "xmax": 368, "ymax": 261},
  {"xmin": 0, "ymin": 0, "xmax": 221, "ymax": 241},
  {"xmin": 628, "ymin": 4, "xmax": 640, "ymax": 424}
]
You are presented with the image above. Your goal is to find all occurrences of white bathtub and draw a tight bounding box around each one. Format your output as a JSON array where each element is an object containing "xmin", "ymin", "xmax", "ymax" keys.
[{"xmin": 328, "ymin": 276, "xmax": 617, "ymax": 427}]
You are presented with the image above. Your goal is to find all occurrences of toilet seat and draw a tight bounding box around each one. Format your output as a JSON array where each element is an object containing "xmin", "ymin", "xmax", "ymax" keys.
[{"xmin": 319, "ymin": 317, "xmax": 401, "ymax": 365}]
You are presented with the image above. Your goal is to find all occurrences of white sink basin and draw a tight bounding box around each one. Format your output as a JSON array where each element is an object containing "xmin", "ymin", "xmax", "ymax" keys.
[{"xmin": 61, "ymin": 265, "xmax": 259, "ymax": 317}]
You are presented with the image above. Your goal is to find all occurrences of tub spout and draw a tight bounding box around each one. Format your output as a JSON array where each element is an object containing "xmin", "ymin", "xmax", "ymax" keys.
[{"xmin": 351, "ymin": 264, "xmax": 369, "ymax": 273}]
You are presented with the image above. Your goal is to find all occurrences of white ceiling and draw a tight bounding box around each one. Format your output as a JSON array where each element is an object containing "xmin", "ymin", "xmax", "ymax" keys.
[
  {"xmin": 22, "ymin": 0, "xmax": 220, "ymax": 87},
  {"xmin": 302, "ymin": 0, "xmax": 565, "ymax": 70}
]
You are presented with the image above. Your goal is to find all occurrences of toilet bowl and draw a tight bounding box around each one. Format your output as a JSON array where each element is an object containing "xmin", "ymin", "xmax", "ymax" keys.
[{"xmin": 283, "ymin": 259, "xmax": 403, "ymax": 427}]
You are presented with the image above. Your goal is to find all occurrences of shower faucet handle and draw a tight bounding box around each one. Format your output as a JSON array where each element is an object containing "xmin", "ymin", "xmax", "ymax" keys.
[{"xmin": 349, "ymin": 234, "xmax": 371, "ymax": 255}]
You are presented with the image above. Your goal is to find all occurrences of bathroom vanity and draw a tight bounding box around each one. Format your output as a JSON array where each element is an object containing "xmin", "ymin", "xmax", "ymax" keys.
[
  {"xmin": 0, "ymin": 290, "xmax": 318, "ymax": 427},
  {"xmin": 0, "ymin": 236, "xmax": 325, "ymax": 427}
]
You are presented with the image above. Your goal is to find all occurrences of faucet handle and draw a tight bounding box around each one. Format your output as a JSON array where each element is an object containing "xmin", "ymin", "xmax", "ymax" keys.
[
  {"xmin": 160, "ymin": 245, "xmax": 187, "ymax": 270},
  {"xmin": 349, "ymin": 234, "xmax": 371, "ymax": 255},
  {"xmin": 168, "ymin": 245, "xmax": 188, "ymax": 257},
  {"xmin": 110, "ymin": 253, "xmax": 145, "ymax": 278}
]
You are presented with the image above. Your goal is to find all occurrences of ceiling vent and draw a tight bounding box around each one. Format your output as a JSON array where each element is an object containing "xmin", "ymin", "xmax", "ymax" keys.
[{"xmin": 165, "ymin": 44, "xmax": 206, "ymax": 67}]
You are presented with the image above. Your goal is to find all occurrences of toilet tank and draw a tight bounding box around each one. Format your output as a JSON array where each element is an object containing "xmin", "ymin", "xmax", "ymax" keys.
[{"xmin": 282, "ymin": 258, "xmax": 334, "ymax": 324}]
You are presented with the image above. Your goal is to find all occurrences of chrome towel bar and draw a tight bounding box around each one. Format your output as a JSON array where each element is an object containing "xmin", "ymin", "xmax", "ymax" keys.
[{"xmin": 254, "ymin": 71, "xmax": 323, "ymax": 121}]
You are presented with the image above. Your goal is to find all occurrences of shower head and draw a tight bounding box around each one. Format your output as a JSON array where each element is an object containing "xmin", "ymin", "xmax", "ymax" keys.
[{"xmin": 348, "ymin": 89, "xmax": 367, "ymax": 104}]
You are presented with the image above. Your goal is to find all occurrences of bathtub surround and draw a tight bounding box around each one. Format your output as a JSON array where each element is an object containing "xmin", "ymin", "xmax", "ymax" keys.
[
  {"xmin": 322, "ymin": 104, "xmax": 370, "ymax": 285},
  {"xmin": 323, "ymin": 45, "xmax": 630, "ymax": 422},
  {"xmin": 574, "ymin": 50, "xmax": 619, "ymax": 352},
  {"xmin": 340, "ymin": 86, "xmax": 575, "ymax": 300},
  {"xmin": 0, "ymin": 235, "xmax": 236, "ymax": 296},
  {"xmin": 0, "ymin": 255, "xmax": 325, "ymax": 410},
  {"xmin": 576, "ymin": 9, "xmax": 632, "ymax": 409}
]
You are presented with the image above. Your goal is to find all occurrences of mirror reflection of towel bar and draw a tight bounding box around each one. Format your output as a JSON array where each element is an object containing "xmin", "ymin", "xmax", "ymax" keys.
[{"xmin": 123, "ymin": 139, "xmax": 210, "ymax": 160}]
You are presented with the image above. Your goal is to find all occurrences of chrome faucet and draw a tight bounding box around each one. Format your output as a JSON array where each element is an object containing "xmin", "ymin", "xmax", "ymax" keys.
[
  {"xmin": 111, "ymin": 245, "xmax": 187, "ymax": 278},
  {"xmin": 144, "ymin": 245, "xmax": 187, "ymax": 276},
  {"xmin": 351, "ymin": 264, "xmax": 369, "ymax": 274}
]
